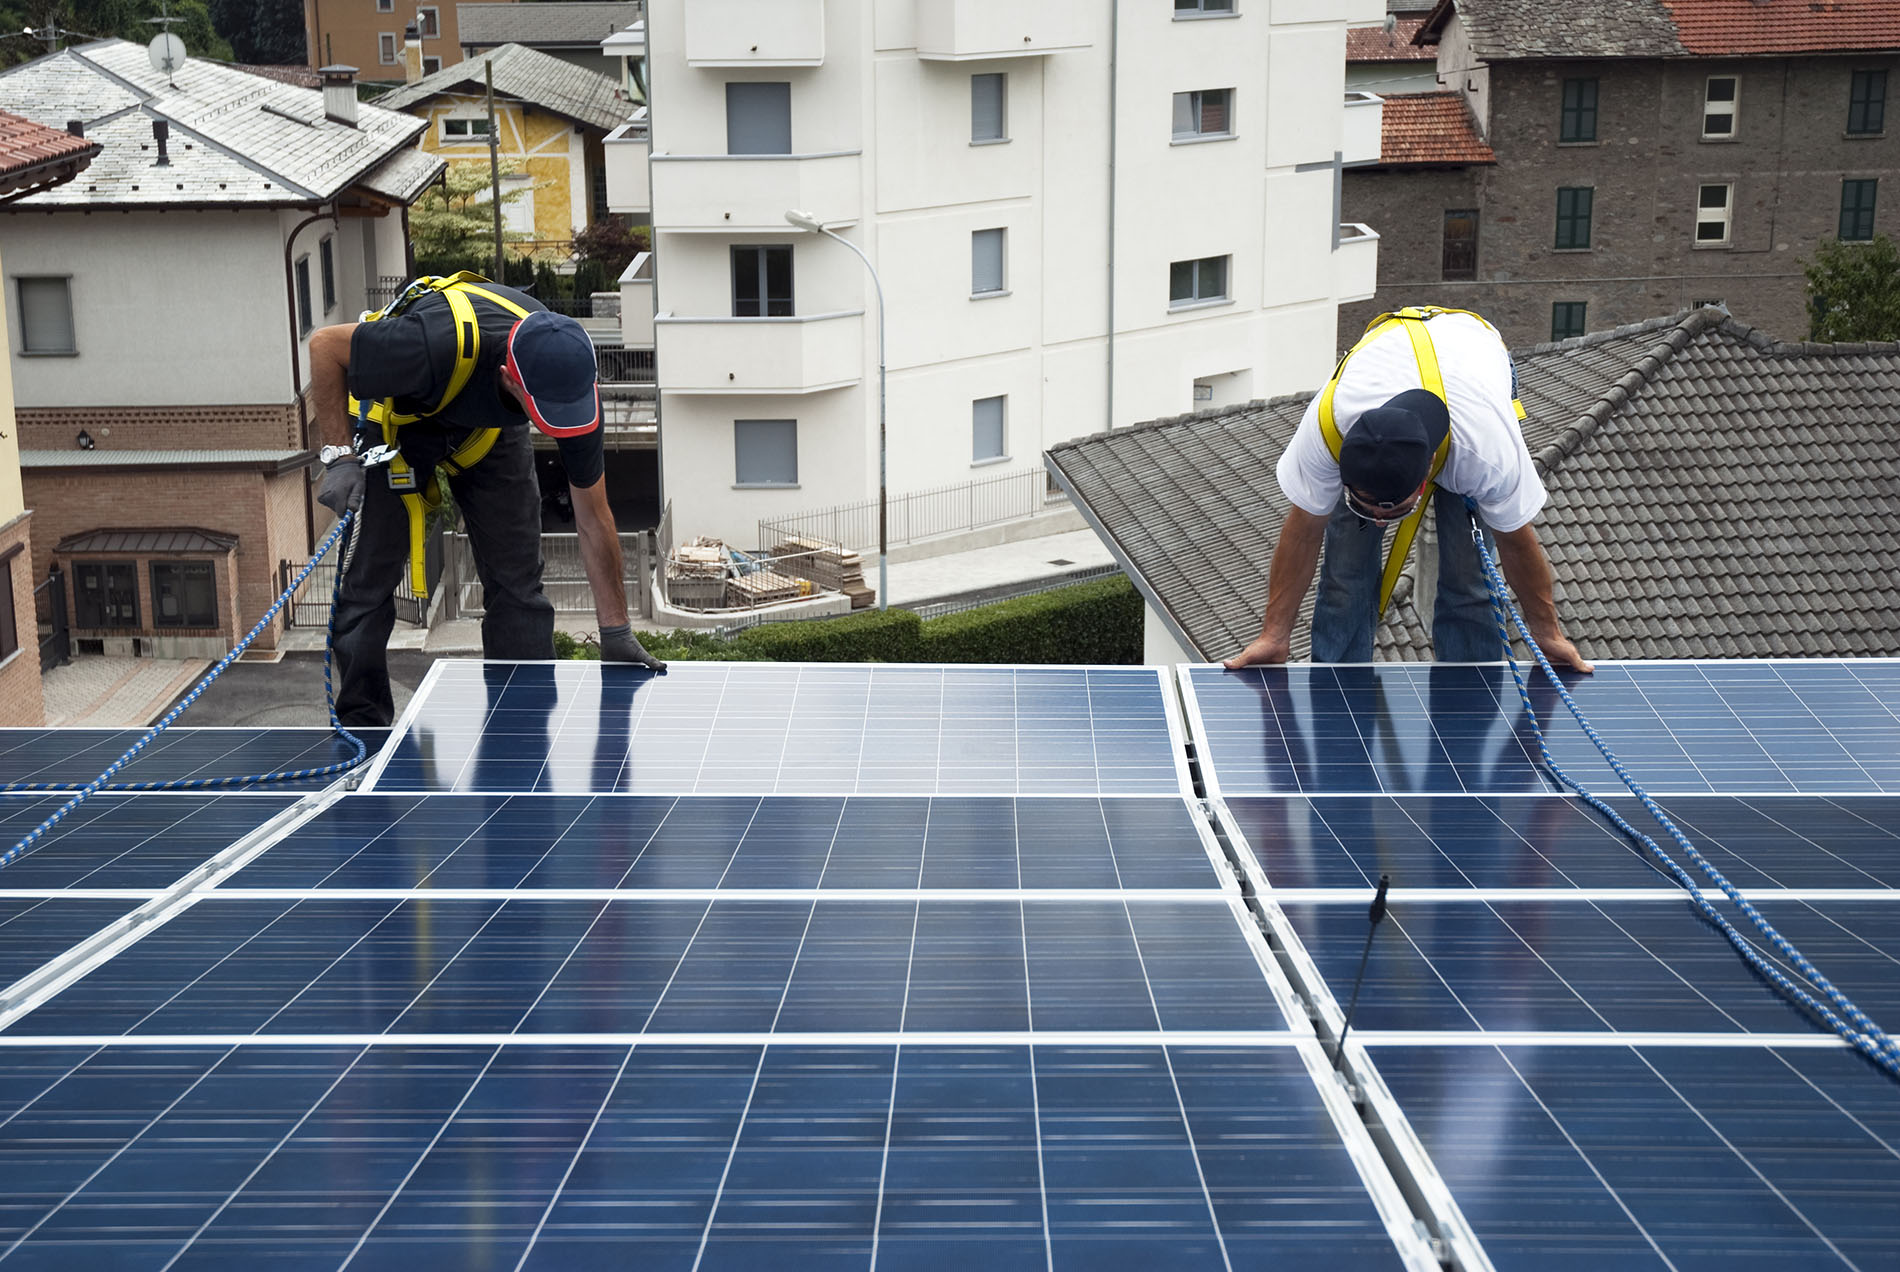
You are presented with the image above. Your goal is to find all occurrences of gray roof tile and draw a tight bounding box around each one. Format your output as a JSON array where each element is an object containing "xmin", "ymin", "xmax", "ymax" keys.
[
  {"xmin": 457, "ymin": 2, "xmax": 643, "ymax": 47},
  {"xmin": 371, "ymin": 43, "xmax": 629, "ymax": 132}
]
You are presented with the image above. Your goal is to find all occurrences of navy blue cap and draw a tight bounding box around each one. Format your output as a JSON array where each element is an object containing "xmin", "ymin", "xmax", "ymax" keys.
[
  {"xmin": 504, "ymin": 311, "xmax": 599, "ymax": 438},
  {"xmin": 1339, "ymin": 388, "xmax": 1450, "ymax": 504}
]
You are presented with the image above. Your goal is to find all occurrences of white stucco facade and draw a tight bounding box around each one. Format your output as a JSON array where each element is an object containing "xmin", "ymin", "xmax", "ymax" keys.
[{"xmin": 630, "ymin": 0, "xmax": 1383, "ymax": 547}]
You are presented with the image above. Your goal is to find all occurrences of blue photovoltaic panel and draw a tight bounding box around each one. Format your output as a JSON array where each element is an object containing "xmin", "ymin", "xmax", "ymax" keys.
[
  {"xmin": 8, "ymin": 897, "xmax": 1283, "ymax": 1038},
  {"xmin": 0, "ymin": 728, "xmax": 385, "ymax": 792},
  {"xmin": 0, "ymin": 1043, "xmax": 1403, "ymax": 1270},
  {"xmin": 1372, "ymin": 1044, "xmax": 1900, "ymax": 1271},
  {"xmin": 0, "ymin": 897, "xmax": 139, "ymax": 986},
  {"xmin": 226, "ymin": 794, "xmax": 1226, "ymax": 892},
  {"xmin": 0, "ymin": 794, "xmax": 297, "ymax": 891},
  {"xmin": 1223, "ymin": 793, "xmax": 1900, "ymax": 891},
  {"xmin": 1280, "ymin": 897, "xmax": 1900, "ymax": 1035},
  {"xmin": 1186, "ymin": 661, "xmax": 1900, "ymax": 796},
  {"xmin": 369, "ymin": 662, "xmax": 1187, "ymax": 796}
]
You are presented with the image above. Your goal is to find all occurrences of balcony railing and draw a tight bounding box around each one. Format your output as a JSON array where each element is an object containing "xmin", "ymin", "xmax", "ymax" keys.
[
  {"xmin": 597, "ymin": 346, "xmax": 655, "ymax": 383},
  {"xmin": 649, "ymin": 150, "xmax": 860, "ymax": 232},
  {"xmin": 916, "ymin": 0, "xmax": 1093, "ymax": 61},
  {"xmin": 758, "ymin": 467, "xmax": 1054, "ymax": 554},
  {"xmin": 683, "ymin": 0, "xmax": 824, "ymax": 66},
  {"xmin": 1337, "ymin": 221, "xmax": 1380, "ymax": 302},
  {"xmin": 655, "ymin": 309, "xmax": 863, "ymax": 394},
  {"xmin": 1342, "ymin": 90, "xmax": 1385, "ymax": 167},
  {"xmin": 604, "ymin": 110, "xmax": 650, "ymax": 213}
]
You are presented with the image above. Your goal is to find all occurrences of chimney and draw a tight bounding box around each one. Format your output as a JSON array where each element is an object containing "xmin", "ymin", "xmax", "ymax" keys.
[
  {"xmin": 152, "ymin": 118, "xmax": 170, "ymax": 166},
  {"xmin": 320, "ymin": 64, "xmax": 359, "ymax": 127},
  {"xmin": 65, "ymin": 119, "xmax": 82, "ymax": 137},
  {"xmin": 403, "ymin": 23, "xmax": 424, "ymax": 83}
]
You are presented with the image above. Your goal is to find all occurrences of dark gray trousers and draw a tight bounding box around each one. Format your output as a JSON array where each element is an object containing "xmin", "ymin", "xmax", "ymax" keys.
[{"xmin": 332, "ymin": 426, "xmax": 555, "ymax": 726}]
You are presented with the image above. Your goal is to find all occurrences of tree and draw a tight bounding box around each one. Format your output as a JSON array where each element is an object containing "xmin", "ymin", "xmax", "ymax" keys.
[
  {"xmin": 571, "ymin": 217, "xmax": 650, "ymax": 281},
  {"xmin": 407, "ymin": 159, "xmax": 537, "ymax": 263},
  {"xmin": 1803, "ymin": 234, "xmax": 1900, "ymax": 343},
  {"xmin": 205, "ymin": 0, "xmax": 301, "ymax": 64},
  {"xmin": 0, "ymin": 0, "xmax": 232, "ymax": 68}
]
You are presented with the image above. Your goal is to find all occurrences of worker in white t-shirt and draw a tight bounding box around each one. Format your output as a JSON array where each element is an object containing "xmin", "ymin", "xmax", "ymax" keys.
[{"xmin": 1225, "ymin": 307, "xmax": 1592, "ymax": 672}]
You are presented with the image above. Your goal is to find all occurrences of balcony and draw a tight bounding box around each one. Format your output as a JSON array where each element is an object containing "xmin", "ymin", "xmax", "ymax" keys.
[
  {"xmin": 650, "ymin": 150, "xmax": 860, "ymax": 233},
  {"xmin": 1342, "ymin": 91, "xmax": 1384, "ymax": 167},
  {"xmin": 1337, "ymin": 222, "xmax": 1380, "ymax": 303},
  {"xmin": 603, "ymin": 111, "xmax": 649, "ymax": 214},
  {"xmin": 656, "ymin": 309, "xmax": 864, "ymax": 395},
  {"xmin": 916, "ymin": 0, "xmax": 1092, "ymax": 61},
  {"xmin": 683, "ymin": 0, "xmax": 824, "ymax": 66},
  {"xmin": 618, "ymin": 251, "xmax": 654, "ymax": 347}
]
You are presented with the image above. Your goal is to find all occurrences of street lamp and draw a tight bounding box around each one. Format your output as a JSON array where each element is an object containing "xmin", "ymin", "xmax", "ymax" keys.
[{"xmin": 785, "ymin": 208, "xmax": 887, "ymax": 611}]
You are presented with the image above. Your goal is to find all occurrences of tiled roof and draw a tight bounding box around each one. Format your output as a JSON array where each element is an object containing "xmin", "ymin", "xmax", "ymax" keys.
[
  {"xmin": 1662, "ymin": 0, "xmax": 1900, "ymax": 55},
  {"xmin": 0, "ymin": 107, "xmax": 98, "ymax": 196},
  {"xmin": 457, "ymin": 2, "xmax": 644, "ymax": 47},
  {"xmin": 0, "ymin": 41, "xmax": 428, "ymax": 208},
  {"xmin": 356, "ymin": 144, "xmax": 445, "ymax": 203},
  {"xmin": 228, "ymin": 63, "xmax": 322, "ymax": 89},
  {"xmin": 372, "ymin": 43, "xmax": 630, "ymax": 132},
  {"xmin": 21, "ymin": 449, "xmax": 311, "ymax": 470},
  {"xmin": 1348, "ymin": 16, "xmax": 1435, "ymax": 61},
  {"xmin": 55, "ymin": 527, "xmax": 239, "ymax": 554},
  {"xmin": 1420, "ymin": 0, "xmax": 1688, "ymax": 59},
  {"xmin": 1376, "ymin": 93, "xmax": 1495, "ymax": 166},
  {"xmin": 1046, "ymin": 309, "xmax": 1900, "ymax": 662}
]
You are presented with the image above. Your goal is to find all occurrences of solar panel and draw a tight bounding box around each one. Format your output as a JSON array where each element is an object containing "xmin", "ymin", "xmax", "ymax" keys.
[
  {"xmin": 0, "ymin": 728, "xmax": 385, "ymax": 792},
  {"xmin": 0, "ymin": 794, "xmax": 299, "ymax": 891},
  {"xmin": 365, "ymin": 662, "xmax": 1192, "ymax": 796},
  {"xmin": 1185, "ymin": 661, "xmax": 1900, "ymax": 797}
]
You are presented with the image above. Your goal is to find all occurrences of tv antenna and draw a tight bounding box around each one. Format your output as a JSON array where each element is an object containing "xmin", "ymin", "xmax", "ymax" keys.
[{"xmin": 146, "ymin": 1, "xmax": 186, "ymax": 88}]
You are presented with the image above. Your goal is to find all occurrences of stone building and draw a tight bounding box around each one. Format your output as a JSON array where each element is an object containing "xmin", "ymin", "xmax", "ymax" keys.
[{"xmin": 1340, "ymin": 0, "xmax": 1900, "ymax": 350}]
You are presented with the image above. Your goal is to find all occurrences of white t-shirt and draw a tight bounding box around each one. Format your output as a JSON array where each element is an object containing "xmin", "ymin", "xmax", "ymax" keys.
[{"xmin": 1277, "ymin": 311, "xmax": 1547, "ymax": 532}]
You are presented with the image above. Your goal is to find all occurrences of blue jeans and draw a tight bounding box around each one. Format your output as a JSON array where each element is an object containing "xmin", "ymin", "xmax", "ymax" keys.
[{"xmin": 1309, "ymin": 488, "xmax": 1502, "ymax": 663}]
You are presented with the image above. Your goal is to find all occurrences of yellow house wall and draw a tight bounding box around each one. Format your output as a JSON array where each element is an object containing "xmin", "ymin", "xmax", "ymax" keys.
[{"xmin": 405, "ymin": 93, "xmax": 595, "ymax": 256}]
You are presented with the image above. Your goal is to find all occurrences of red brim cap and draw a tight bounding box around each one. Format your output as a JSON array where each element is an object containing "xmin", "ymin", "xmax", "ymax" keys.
[{"xmin": 505, "ymin": 315, "xmax": 601, "ymax": 438}]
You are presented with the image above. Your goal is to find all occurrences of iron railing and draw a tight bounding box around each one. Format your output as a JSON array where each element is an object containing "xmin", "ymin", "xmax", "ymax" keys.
[
  {"xmin": 597, "ymin": 346, "xmax": 656, "ymax": 383},
  {"xmin": 757, "ymin": 467, "xmax": 1055, "ymax": 554},
  {"xmin": 364, "ymin": 274, "xmax": 408, "ymax": 311},
  {"xmin": 446, "ymin": 528, "xmax": 653, "ymax": 620},
  {"xmin": 281, "ymin": 522, "xmax": 441, "ymax": 627},
  {"xmin": 33, "ymin": 568, "xmax": 69, "ymax": 672}
]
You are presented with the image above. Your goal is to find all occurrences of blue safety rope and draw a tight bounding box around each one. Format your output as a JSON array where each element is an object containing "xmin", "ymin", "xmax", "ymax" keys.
[
  {"xmin": 0, "ymin": 510, "xmax": 368, "ymax": 870},
  {"xmin": 1467, "ymin": 499, "xmax": 1900, "ymax": 1080}
]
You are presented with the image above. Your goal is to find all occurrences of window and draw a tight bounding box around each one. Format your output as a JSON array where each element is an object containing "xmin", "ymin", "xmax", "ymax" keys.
[
  {"xmin": 1172, "ymin": 88, "xmax": 1233, "ymax": 140},
  {"xmin": 1442, "ymin": 208, "xmax": 1479, "ymax": 281},
  {"xmin": 1694, "ymin": 184, "xmax": 1732, "ymax": 244},
  {"xmin": 1554, "ymin": 186, "xmax": 1593, "ymax": 249},
  {"xmin": 500, "ymin": 172, "xmax": 534, "ymax": 234},
  {"xmin": 319, "ymin": 237, "xmax": 336, "ymax": 313},
  {"xmin": 295, "ymin": 256, "xmax": 313, "ymax": 334},
  {"xmin": 441, "ymin": 117, "xmax": 492, "ymax": 139},
  {"xmin": 1849, "ymin": 70, "xmax": 1887, "ymax": 135},
  {"xmin": 378, "ymin": 32, "xmax": 397, "ymax": 63},
  {"xmin": 1703, "ymin": 75, "xmax": 1738, "ymax": 138},
  {"xmin": 376, "ymin": 0, "xmax": 391, "ymax": 10},
  {"xmin": 15, "ymin": 276, "xmax": 75, "ymax": 354},
  {"xmin": 1169, "ymin": 255, "xmax": 1229, "ymax": 307},
  {"xmin": 1551, "ymin": 301, "xmax": 1587, "ymax": 342},
  {"xmin": 971, "ymin": 73, "xmax": 1007, "ymax": 143},
  {"xmin": 732, "ymin": 245, "xmax": 794, "ymax": 317},
  {"xmin": 421, "ymin": 56, "xmax": 441, "ymax": 74},
  {"xmin": 1174, "ymin": 0, "xmax": 1233, "ymax": 14},
  {"xmin": 1841, "ymin": 178, "xmax": 1878, "ymax": 241},
  {"xmin": 726, "ymin": 81, "xmax": 791, "ymax": 155},
  {"xmin": 972, "ymin": 228, "xmax": 1006, "ymax": 295},
  {"xmin": 735, "ymin": 419, "xmax": 797, "ymax": 486},
  {"xmin": 1559, "ymin": 77, "xmax": 1598, "ymax": 142},
  {"xmin": 592, "ymin": 162, "xmax": 608, "ymax": 221},
  {"xmin": 973, "ymin": 396, "xmax": 1006, "ymax": 463},
  {"xmin": 74, "ymin": 562, "xmax": 138, "ymax": 629},
  {"xmin": 415, "ymin": 5, "xmax": 439, "ymax": 37},
  {"xmin": 0, "ymin": 558, "xmax": 15, "ymax": 662},
  {"xmin": 151, "ymin": 561, "xmax": 217, "ymax": 629}
]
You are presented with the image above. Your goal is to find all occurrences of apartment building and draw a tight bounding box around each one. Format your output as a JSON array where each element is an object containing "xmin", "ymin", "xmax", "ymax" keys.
[
  {"xmin": 614, "ymin": 0, "xmax": 1385, "ymax": 550},
  {"xmin": 304, "ymin": 0, "xmax": 502, "ymax": 79}
]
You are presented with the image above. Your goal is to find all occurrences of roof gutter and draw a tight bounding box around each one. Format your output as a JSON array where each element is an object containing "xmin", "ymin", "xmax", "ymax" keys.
[{"xmin": 1042, "ymin": 452, "xmax": 1206, "ymax": 660}]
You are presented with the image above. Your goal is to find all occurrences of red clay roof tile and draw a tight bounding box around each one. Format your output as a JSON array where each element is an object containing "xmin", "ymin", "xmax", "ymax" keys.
[
  {"xmin": 1662, "ymin": 0, "xmax": 1900, "ymax": 55},
  {"xmin": 1347, "ymin": 16, "xmax": 1436, "ymax": 61},
  {"xmin": 0, "ymin": 108, "xmax": 97, "ymax": 175},
  {"xmin": 1379, "ymin": 92, "xmax": 1496, "ymax": 165}
]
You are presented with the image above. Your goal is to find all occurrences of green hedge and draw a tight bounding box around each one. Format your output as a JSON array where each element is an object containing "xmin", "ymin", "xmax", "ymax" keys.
[
  {"xmin": 918, "ymin": 576, "xmax": 1142, "ymax": 664},
  {"xmin": 562, "ymin": 574, "xmax": 1143, "ymax": 665}
]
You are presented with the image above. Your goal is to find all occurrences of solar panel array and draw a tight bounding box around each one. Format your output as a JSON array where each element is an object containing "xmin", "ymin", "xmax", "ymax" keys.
[
  {"xmin": 0, "ymin": 663, "xmax": 1429, "ymax": 1270},
  {"xmin": 1187, "ymin": 661, "xmax": 1900, "ymax": 1271}
]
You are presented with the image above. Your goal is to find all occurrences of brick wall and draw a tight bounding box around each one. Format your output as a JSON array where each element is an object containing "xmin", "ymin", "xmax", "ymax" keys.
[
  {"xmin": 24, "ymin": 465, "xmax": 313, "ymax": 653},
  {"xmin": 1344, "ymin": 54, "xmax": 1900, "ymax": 351},
  {"xmin": 16, "ymin": 402, "xmax": 305, "ymax": 453},
  {"xmin": 0, "ymin": 512, "xmax": 45, "ymax": 726}
]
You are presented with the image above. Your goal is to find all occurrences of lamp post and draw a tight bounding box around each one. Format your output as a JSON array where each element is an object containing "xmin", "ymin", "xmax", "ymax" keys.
[{"xmin": 785, "ymin": 209, "xmax": 887, "ymax": 610}]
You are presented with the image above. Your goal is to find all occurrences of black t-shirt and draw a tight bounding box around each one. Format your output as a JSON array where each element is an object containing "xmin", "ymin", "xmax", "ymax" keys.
[{"xmin": 347, "ymin": 282, "xmax": 606, "ymax": 488}]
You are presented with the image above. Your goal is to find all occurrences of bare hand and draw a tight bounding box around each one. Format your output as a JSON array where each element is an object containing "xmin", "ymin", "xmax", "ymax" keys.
[
  {"xmin": 1533, "ymin": 632, "xmax": 1594, "ymax": 674},
  {"xmin": 1223, "ymin": 634, "xmax": 1291, "ymax": 670}
]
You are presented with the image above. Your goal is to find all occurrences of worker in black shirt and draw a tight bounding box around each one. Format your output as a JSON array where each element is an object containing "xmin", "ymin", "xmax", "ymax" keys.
[{"xmin": 308, "ymin": 273, "xmax": 664, "ymax": 728}]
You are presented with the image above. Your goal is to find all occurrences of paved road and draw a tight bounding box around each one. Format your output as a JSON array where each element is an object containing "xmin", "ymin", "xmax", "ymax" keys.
[{"xmin": 166, "ymin": 650, "xmax": 438, "ymax": 727}]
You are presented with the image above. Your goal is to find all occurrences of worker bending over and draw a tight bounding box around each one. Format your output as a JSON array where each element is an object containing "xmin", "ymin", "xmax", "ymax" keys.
[
  {"xmin": 309, "ymin": 272, "xmax": 664, "ymax": 728},
  {"xmin": 1226, "ymin": 306, "xmax": 1591, "ymax": 673}
]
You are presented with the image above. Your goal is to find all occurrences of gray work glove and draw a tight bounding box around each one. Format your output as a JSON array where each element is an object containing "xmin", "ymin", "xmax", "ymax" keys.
[
  {"xmin": 317, "ymin": 455, "xmax": 365, "ymax": 518},
  {"xmin": 600, "ymin": 623, "xmax": 667, "ymax": 673}
]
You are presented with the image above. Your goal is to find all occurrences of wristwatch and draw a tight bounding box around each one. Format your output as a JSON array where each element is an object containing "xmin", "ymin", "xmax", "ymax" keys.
[{"xmin": 319, "ymin": 443, "xmax": 357, "ymax": 466}]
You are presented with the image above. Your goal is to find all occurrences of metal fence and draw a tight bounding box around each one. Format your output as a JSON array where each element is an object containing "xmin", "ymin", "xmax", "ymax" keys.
[
  {"xmin": 281, "ymin": 523, "xmax": 441, "ymax": 628},
  {"xmin": 757, "ymin": 468, "xmax": 1053, "ymax": 554},
  {"xmin": 446, "ymin": 529, "xmax": 654, "ymax": 620},
  {"xmin": 597, "ymin": 347, "xmax": 655, "ymax": 383},
  {"xmin": 364, "ymin": 275, "xmax": 408, "ymax": 311},
  {"xmin": 33, "ymin": 569, "xmax": 69, "ymax": 672}
]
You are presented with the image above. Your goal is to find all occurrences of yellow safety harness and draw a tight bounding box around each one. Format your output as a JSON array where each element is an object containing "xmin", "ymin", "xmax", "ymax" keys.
[
  {"xmin": 346, "ymin": 272, "xmax": 533, "ymax": 598},
  {"xmin": 1316, "ymin": 305, "xmax": 1526, "ymax": 617}
]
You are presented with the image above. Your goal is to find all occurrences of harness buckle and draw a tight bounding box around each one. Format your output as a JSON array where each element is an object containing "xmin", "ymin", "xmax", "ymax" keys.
[{"xmin": 385, "ymin": 465, "xmax": 418, "ymax": 492}]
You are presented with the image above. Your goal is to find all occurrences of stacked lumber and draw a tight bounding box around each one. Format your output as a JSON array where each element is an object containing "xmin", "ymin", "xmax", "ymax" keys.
[
  {"xmin": 771, "ymin": 536, "xmax": 875, "ymax": 609},
  {"xmin": 666, "ymin": 536, "xmax": 728, "ymax": 609},
  {"xmin": 726, "ymin": 570, "xmax": 803, "ymax": 606}
]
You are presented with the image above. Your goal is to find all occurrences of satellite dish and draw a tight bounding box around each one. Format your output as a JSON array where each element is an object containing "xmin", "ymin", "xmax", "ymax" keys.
[{"xmin": 147, "ymin": 32, "xmax": 186, "ymax": 77}]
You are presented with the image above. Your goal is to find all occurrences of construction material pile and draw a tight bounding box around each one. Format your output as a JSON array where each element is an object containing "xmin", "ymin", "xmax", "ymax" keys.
[{"xmin": 769, "ymin": 536, "xmax": 876, "ymax": 609}]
